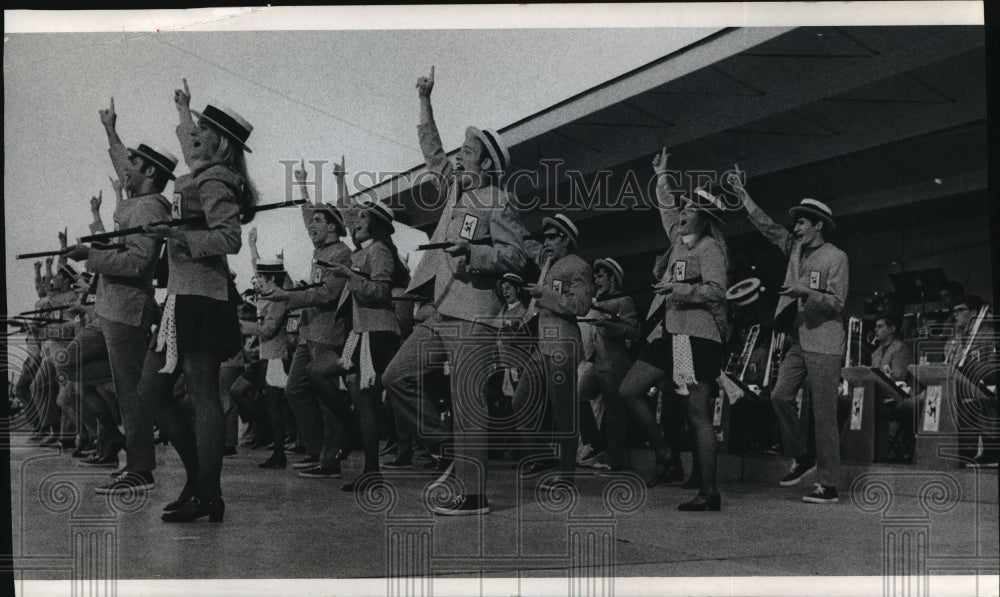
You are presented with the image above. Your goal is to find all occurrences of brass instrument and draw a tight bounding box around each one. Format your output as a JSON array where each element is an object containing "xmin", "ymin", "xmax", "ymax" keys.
[
  {"xmin": 958, "ymin": 304, "xmax": 991, "ymax": 368},
  {"xmin": 725, "ymin": 324, "xmax": 760, "ymax": 382},
  {"xmin": 845, "ymin": 316, "xmax": 864, "ymax": 367},
  {"xmin": 763, "ymin": 331, "xmax": 786, "ymax": 390}
]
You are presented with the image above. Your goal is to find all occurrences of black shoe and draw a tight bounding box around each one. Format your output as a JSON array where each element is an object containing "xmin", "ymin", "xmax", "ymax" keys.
[
  {"xmin": 163, "ymin": 485, "xmax": 196, "ymax": 512},
  {"xmin": 161, "ymin": 497, "xmax": 225, "ymax": 523},
  {"xmin": 77, "ymin": 454, "xmax": 119, "ymax": 468},
  {"xmin": 802, "ymin": 484, "xmax": 839, "ymax": 504},
  {"xmin": 223, "ymin": 446, "xmax": 238, "ymax": 458},
  {"xmin": 342, "ymin": 471, "xmax": 383, "ymax": 493},
  {"xmin": 678, "ymin": 493, "xmax": 721, "ymax": 512},
  {"xmin": 382, "ymin": 454, "xmax": 413, "ymax": 469},
  {"xmin": 780, "ymin": 458, "xmax": 817, "ymax": 487},
  {"xmin": 431, "ymin": 494, "xmax": 490, "ymax": 516},
  {"xmin": 298, "ymin": 465, "xmax": 342, "ymax": 479},
  {"xmin": 258, "ymin": 453, "xmax": 287, "ymax": 469},
  {"xmin": 681, "ymin": 474, "xmax": 702, "ymax": 490},
  {"xmin": 519, "ymin": 458, "xmax": 559, "ymax": 480},
  {"xmin": 95, "ymin": 471, "xmax": 155, "ymax": 494},
  {"xmin": 291, "ymin": 455, "xmax": 320, "ymax": 469}
]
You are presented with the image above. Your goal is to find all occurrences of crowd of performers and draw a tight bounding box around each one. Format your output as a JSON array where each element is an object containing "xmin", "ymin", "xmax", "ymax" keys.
[{"xmin": 9, "ymin": 68, "xmax": 998, "ymax": 521}]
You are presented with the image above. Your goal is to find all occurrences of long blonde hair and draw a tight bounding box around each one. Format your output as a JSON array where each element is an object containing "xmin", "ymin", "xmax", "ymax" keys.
[{"xmin": 215, "ymin": 135, "xmax": 259, "ymax": 223}]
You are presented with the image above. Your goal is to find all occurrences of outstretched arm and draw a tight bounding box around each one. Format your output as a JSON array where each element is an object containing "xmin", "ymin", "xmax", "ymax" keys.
[
  {"xmin": 728, "ymin": 166, "xmax": 792, "ymax": 255},
  {"xmin": 651, "ymin": 148, "xmax": 681, "ymax": 243},
  {"xmin": 57, "ymin": 228, "xmax": 68, "ymax": 269},
  {"xmin": 99, "ymin": 97, "xmax": 129, "ymax": 185},
  {"xmin": 174, "ymin": 79, "xmax": 196, "ymax": 167},
  {"xmin": 415, "ymin": 66, "xmax": 452, "ymax": 201},
  {"xmin": 248, "ymin": 227, "xmax": 260, "ymax": 270},
  {"xmin": 89, "ymin": 190, "xmax": 106, "ymax": 235}
]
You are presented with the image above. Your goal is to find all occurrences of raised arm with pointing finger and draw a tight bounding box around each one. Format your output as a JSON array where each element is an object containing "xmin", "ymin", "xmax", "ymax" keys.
[
  {"xmin": 90, "ymin": 191, "xmax": 106, "ymax": 235},
  {"xmin": 100, "ymin": 97, "xmax": 130, "ymax": 188},
  {"xmin": 174, "ymin": 79, "xmax": 197, "ymax": 167}
]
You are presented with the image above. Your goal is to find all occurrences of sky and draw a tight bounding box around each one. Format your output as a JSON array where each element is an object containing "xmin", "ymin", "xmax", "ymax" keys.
[{"xmin": 4, "ymin": 18, "xmax": 712, "ymax": 316}]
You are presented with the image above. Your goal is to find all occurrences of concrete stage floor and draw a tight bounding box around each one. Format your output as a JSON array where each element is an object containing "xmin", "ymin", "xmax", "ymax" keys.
[{"xmin": 9, "ymin": 434, "xmax": 998, "ymax": 593}]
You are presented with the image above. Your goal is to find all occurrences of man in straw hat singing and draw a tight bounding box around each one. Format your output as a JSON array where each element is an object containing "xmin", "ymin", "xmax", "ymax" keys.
[
  {"xmin": 512, "ymin": 214, "xmax": 594, "ymax": 490},
  {"xmin": 728, "ymin": 167, "xmax": 849, "ymax": 504},
  {"xmin": 382, "ymin": 66, "xmax": 528, "ymax": 516},
  {"xmin": 261, "ymin": 164, "xmax": 354, "ymax": 480},
  {"xmin": 64, "ymin": 97, "xmax": 177, "ymax": 490}
]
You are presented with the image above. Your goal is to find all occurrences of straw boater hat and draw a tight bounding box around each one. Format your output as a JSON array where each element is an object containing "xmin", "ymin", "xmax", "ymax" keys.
[
  {"xmin": 465, "ymin": 126, "xmax": 510, "ymax": 175},
  {"xmin": 726, "ymin": 277, "xmax": 765, "ymax": 307},
  {"xmin": 360, "ymin": 199, "xmax": 395, "ymax": 234},
  {"xmin": 541, "ymin": 213, "xmax": 580, "ymax": 248},
  {"xmin": 127, "ymin": 144, "xmax": 179, "ymax": 180},
  {"xmin": 593, "ymin": 257, "xmax": 625, "ymax": 288},
  {"xmin": 501, "ymin": 273, "xmax": 525, "ymax": 287},
  {"xmin": 190, "ymin": 104, "xmax": 254, "ymax": 153},
  {"xmin": 684, "ymin": 188, "xmax": 726, "ymax": 225},
  {"xmin": 311, "ymin": 203, "xmax": 347, "ymax": 236},
  {"xmin": 789, "ymin": 198, "xmax": 835, "ymax": 231},
  {"xmin": 255, "ymin": 257, "xmax": 286, "ymax": 277}
]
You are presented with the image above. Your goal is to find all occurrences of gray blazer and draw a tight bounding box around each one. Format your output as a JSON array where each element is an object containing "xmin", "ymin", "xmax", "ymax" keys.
[
  {"xmin": 289, "ymin": 236, "xmax": 352, "ymax": 348},
  {"xmin": 167, "ymin": 164, "xmax": 244, "ymax": 301},
  {"xmin": 744, "ymin": 197, "xmax": 849, "ymax": 356},
  {"xmin": 336, "ymin": 240, "xmax": 400, "ymax": 335},
  {"xmin": 87, "ymin": 193, "xmax": 170, "ymax": 328},
  {"xmin": 530, "ymin": 252, "xmax": 594, "ymax": 357},
  {"xmin": 405, "ymin": 121, "xmax": 528, "ymax": 324}
]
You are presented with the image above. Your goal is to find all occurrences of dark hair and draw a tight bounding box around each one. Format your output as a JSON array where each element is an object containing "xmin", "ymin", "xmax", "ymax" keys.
[
  {"xmin": 316, "ymin": 210, "xmax": 341, "ymax": 227},
  {"xmin": 876, "ymin": 314, "xmax": 902, "ymax": 333},
  {"xmin": 593, "ymin": 262, "xmax": 621, "ymax": 289},
  {"xmin": 368, "ymin": 215, "xmax": 410, "ymax": 288},
  {"xmin": 955, "ymin": 294, "xmax": 984, "ymax": 312},
  {"xmin": 261, "ymin": 271, "xmax": 288, "ymax": 287},
  {"xmin": 792, "ymin": 212, "xmax": 833, "ymax": 242},
  {"xmin": 138, "ymin": 157, "xmax": 171, "ymax": 192},
  {"xmin": 498, "ymin": 279, "xmax": 530, "ymax": 308}
]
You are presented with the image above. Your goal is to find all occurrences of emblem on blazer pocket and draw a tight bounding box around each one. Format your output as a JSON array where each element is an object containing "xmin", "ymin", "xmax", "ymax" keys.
[
  {"xmin": 172, "ymin": 192, "xmax": 182, "ymax": 219},
  {"xmin": 674, "ymin": 261, "xmax": 687, "ymax": 282},
  {"xmin": 809, "ymin": 270, "xmax": 821, "ymax": 290},
  {"xmin": 460, "ymin": 214, "xmax": 479, "ymax": 240}
]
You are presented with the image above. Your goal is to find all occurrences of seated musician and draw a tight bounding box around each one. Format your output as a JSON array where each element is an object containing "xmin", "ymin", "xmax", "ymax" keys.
[
  {"xmin": 892, "ymin": 295, "xmax": 997, "ymax": 465},
  {"xmin": 869, "ymin": 314, "xmax": 913, "ymax": 461}
]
